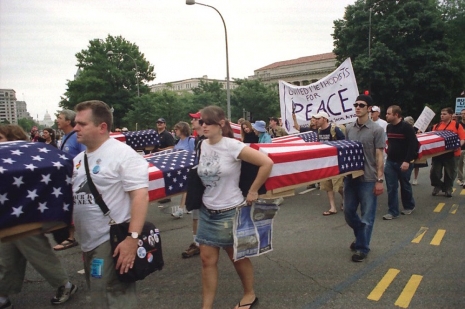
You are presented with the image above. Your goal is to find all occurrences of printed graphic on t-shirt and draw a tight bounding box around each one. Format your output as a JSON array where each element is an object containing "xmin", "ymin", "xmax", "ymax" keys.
[
  {"xmin": 198, "ymin": 150, "xmax": 221, "ymax": 187},
  {"xmin": 74, "ymin": 179, "xmax": 95, "ymax": 205}
]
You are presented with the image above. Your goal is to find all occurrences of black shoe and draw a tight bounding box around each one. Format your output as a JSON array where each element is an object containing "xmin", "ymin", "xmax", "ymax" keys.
[
  {"xmin": 349, "ymin": 241, "xmax": 356, "ymax": 251},
  {"xmin": 0, "ymin": 299, "xmax": 11, "ymax": 309},
  {"xmin": 158, "ymin": 198, "xmax": 171, "ymax": 204},
  {"xmin": 352, "ymin": 251, "xmax": 367, "ymax": 262},
  {"xmin": 445, "ymin": 190, "xmax": 452, "ymax": 198},
  {"xmin": 432, "ymin": 187, "xmax": 440, "ymax": 196}
]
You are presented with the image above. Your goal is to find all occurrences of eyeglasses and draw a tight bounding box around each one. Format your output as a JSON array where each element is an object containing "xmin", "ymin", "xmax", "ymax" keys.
[
  {"xmin": 353, "ymin": 103, "xmax": 368, "ymax": 108},
  {"xmin": 199, "ymin": 119, "xmax": 217, "ymax": 126}
]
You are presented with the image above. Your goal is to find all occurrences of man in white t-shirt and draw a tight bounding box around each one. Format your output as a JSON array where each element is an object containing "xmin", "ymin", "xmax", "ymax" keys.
[
  {"xmin": 371, "ymin": 106, "xmax": 388, "ymax": 132},
  {"xmin": 72, "ymin": 100, "xmax": 148, "ymax": 308}
]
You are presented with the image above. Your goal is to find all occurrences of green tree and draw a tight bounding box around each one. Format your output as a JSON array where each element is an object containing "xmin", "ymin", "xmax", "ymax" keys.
[
  {"xmin": 231, "ymin": 79, "xmax": 280, "ymax": 121},
  {"xmin": 60, "ymin": 35, "xmax": 156, "ymax": 128},
  {"xmin": 191, "ymin": 80, "xmax": 227, "ymax": 113},
  {"xmin": 333, "ymin": 0, "xmax": 458, "ymax": 118},
  {"xmin": 17, "ymin": 118, "xmax": 38, "ymax": 133}
]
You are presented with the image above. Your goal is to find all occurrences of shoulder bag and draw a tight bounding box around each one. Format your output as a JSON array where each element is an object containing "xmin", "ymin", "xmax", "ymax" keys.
[
  {"xmin": 185, "ymin": 139, "xmax": 205, "ymax": 211},
  {"xmin": 84, "ymin": 154, "xmax": 164, "ymax": 282}
]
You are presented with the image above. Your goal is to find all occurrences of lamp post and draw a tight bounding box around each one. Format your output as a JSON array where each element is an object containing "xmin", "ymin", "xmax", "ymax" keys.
[
  {"xmin": 186, "ymin": 0, "xmax": 231, "ymax": 120},
  {"xmin": 107, "ymin": 50, "xmax": 140, "ymax": 97}
]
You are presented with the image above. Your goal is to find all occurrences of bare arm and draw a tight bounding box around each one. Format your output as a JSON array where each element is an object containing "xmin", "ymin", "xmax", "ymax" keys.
[
  {"xmin": 238, "ymin": 146, "xmax": 273, "ymax": 204},
  {"xmin": 292, "ymin": 113, "xmax": 300, "ymax": 131},
  {"xmin": 114, "ymin": 187, "xmax": 149, "ymax": 274},
  {"xmin": 374, "ymin": 148, "xmax": 384, "ymax": 196}
]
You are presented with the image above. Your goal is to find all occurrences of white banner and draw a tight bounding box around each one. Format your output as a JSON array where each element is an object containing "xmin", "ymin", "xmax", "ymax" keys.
[
  {"xmin": 414, "ymin": 106, "xmax": 436, "ymax": 133},
  {"xmin": 279, "ymin": 58, "xmax": 359, "ymax": 133}
]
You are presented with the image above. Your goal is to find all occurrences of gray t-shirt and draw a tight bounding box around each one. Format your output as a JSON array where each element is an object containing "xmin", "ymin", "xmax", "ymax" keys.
[{"xmin": 346, "ymin": 118, "xmax": 386, "ymax": 182}]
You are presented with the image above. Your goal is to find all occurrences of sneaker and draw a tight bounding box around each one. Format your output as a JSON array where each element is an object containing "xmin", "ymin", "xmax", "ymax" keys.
[
  {"xmin": 383, "ymin": 213, "xmax": 399, "ymax": 220},
  {"xmin": 51, "ymin": 284, "xmax": 78, "ymax": 305},
  {"xmin": 0, "ymin": 299, "xmax": 12, "ymax": 309},
  {"xmin": 158, "ymin": 198, "xmax": 171, "ymax": 204},
  {"xmin": 171, "ymin": 207, "xmax": 183, "ymax": 219},
  {"xmin": 401, "ymin": 208, "xmax": 415, "ymax": 215},
  {"xmin": 274, "ymin": 197, "xmax": 284, "ymax": 206},
  {"xmin": 445, "ymin": 190, "xmax": 452, "ymax": 198},
  {"xmin": 349, "ymin": 241, "xmax": 356, "ymax": 251},
  {"xmin": 352, "ymin": 251, "xmax": 367, "ymax": 262},
  {"xmin": 412, "ymin": 179, "xmax": 418, "ymax": 185},
  {"xmin": 182, "ymin": 242, "xmax": 200, "ymax": 258},
  {"xmin": 432, "ymin": 187, "xmax": 441, "ymax": 196}
]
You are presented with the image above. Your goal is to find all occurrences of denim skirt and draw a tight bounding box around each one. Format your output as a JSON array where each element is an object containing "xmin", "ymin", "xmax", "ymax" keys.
[{"xmin": 195, "ymin": 206, "xmax": 237, "ymax": 248}]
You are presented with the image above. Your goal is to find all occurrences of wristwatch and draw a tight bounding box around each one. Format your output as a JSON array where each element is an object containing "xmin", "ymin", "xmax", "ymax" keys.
[
  {"xmin": 376, "ymin": 178, "xmax": 384, "ymax": 183},
  {"xmin": 128, "ymin": 232, "xmax": 139, "ymax": 239}
]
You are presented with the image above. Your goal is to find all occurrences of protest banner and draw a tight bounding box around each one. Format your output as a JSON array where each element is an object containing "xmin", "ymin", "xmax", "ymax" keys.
[
  {"xmin": 414, "ymin": 106, "xmax": 435, "ymax": 133},
  {"xmin": 455, "ymin": 97, "xmax": 465, "ymax": 114},
  {"xmin": 279, "ymin": 58, "xmax": 359, "ymax": 134}
]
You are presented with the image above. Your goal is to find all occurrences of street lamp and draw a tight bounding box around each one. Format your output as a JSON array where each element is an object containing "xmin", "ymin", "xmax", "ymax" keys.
[
  {"xmin": 107, "ymin": 50, "xmax": 140, "ymax": 97},
  {"xmin": 186, "ymin": 0, "xmax": 231, "ymax": 120}
]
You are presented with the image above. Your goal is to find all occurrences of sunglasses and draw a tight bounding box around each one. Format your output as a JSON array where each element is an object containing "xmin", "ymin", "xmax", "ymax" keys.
[
  {"xmin": 199, "ymin": 119, "xmax": 217, "ymax": 126},
  {"xmin": 353, "ymin": 103, "xmax": 368, "ymax": 108}
]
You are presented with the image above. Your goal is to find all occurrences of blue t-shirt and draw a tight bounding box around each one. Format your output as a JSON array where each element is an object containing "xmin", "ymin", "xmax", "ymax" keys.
[
  {"xmin": 258, "ymin": 132, "xmax": 272, "ymax": 143},
  {"xmin": 174, "ymin": 136, "xmax": 195, "ymax": 152},
  {"xmin": 61, "ymin": 131, "xmax": 86, "ymax": 158}
]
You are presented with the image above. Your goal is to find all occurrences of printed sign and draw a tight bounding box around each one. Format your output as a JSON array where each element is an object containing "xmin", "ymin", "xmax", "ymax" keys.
[
  {"xmin": 455, "ymin": 97, "xmax": 465, "ymax": 114},
  {"xmin": 414, "ymin": 106, "xmax": 436, "ymax": 133}
]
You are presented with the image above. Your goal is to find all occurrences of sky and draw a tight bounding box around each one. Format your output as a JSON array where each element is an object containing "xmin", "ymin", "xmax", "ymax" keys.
[{"xmin": 0, "ymin": 0, "xmax": 356, "ymax": 121}]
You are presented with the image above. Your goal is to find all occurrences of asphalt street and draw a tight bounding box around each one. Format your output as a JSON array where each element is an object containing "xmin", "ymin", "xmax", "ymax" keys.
[{"xmin": 7, "ymin": 166, "xmax": 465, "ymax": 308}]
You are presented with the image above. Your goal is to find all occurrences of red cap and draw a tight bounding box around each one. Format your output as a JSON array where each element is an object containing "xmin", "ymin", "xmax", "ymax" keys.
[{"xmin": 189, "ymin": 112, "xmax": 201, "ymax": 118}]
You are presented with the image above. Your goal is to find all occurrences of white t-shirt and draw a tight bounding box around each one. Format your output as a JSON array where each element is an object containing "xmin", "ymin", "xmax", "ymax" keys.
[
  {"xmin": 198, "ymin": 137, "xmax": 246, "ymax": 210},
  {"xmin": 373, "ymin": 118, "xmax": 388, "ymax": 132},
  {"xmin": 72, "ymin": 138, "xmax": 148, "ymax": 252}
]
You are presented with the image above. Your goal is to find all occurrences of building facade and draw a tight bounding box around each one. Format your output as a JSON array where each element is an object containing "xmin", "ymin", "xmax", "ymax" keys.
[
  {"xmin": 0, "ymin": 89, "xmax": 18, "ymax": 124},
  {"xmin": 249, "ymin": 52, "xmax": 337, "ymax": 87},
  {"xmin": 150, "ymin": 75, "xmax": 237, "ymax": 94},
  {"xmin": 16, "ymin": 101, "xmax": 33, "ymax": 121}
]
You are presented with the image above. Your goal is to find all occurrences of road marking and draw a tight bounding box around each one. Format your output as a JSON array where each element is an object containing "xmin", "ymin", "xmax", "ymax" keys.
[
  {"xmin": 461, "ymin": 189, "xmax": 465, "ymax": 195},
  {"xmin": 299, "ymin": 187, "xmax": 316, "ymax": 194},
  {"xmin": 434, "ymin": 203, "xmax": 445, "ymax": 212},
  {"xmin": 394, "ymin": 275, "xmax": 423, "ymax": 308},
  {"xmin": 430, "ymin": 229, "xmax": 446, "ymax": 246},
  {"xmin": 450, "ymin": 204, "xmax": 458, "ymax": 214},
  {"xmin": 367, "ymin": 268, "xmax": 400, "ymax": 301},
  {"xmin": 411, "ymin": 227, "xmax": 428, "ymax": 243}
]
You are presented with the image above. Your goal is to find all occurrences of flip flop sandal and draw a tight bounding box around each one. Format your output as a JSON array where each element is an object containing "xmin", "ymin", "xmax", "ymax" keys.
[
  {"xmin": 53, "ymin": 238, "xmax": 79, "ymax": 251},
  {"xmin": 323, "ymin": 210, "xmax": 337, "ymax": 216}
]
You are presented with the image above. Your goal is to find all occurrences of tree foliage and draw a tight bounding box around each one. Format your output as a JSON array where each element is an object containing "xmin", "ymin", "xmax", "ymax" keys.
[
  {"xmin": 60, "ymin": 35, "xmax": 155, "ymax": 128},
  {"xmin": 17, "ymin": 118, "xmax": 39, "ymax": 133},
  {"xmin": 333, "ymin": 0, "xmax": 462, "ymax": 118}
]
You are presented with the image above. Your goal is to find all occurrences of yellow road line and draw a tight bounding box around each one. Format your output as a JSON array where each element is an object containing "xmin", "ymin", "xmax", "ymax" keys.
[
  {"xmin": 434, "ymin": 203, "xmax": 445, "ymax": 212},
  {"xmin": 367, "ymin": 268, "xmax": 400, "ymax": 301},
  {"xmin": 450, "ymin": 204, "xmax": 459, "ymax": 214},
  {"xmin": 430, "ymin": 229, "xmax": 446, "ymax": 246},
  {"xmin": 394, "ymin": 274, "xmax": 423, "ymax": 308},
  {"xmin": 411, "ymin": 227, "xmax": 428, "ymax": 243},
  {"xmin": 461, "ymin": 189, "xmax": 465, "ymax": 195}
]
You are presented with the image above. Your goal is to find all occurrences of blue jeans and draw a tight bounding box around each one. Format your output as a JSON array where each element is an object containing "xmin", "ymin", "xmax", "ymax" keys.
[
  {"xmin": 343, "ymin": 177, "xmax": 377, "ymax": 255},
  {"xmin": 384, "ymin": 160, "xmax": 415, "ymax": 216}
]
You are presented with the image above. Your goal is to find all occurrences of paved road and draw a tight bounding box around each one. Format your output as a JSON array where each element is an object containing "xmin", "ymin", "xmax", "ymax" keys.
[{"xmin": 8, "ymin": 167, "xmax": 465, "ymax": 308}]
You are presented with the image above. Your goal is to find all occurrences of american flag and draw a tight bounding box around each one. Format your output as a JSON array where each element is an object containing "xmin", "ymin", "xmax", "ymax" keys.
[
  {"xmin": 271, "ymin": 131, "xmax": 319, "ymax": 143},
  {"xmin": 231, "ymin": 123, "xmax": 242, "ymax": 141},
  {"xmin": 0, "ymin": 141, "xmax": 74, "ymax": 229},
  {"xmin": 145, "ymin": 150, "xmax": 196, "ymax": 201},
  {"xmin": 250, "ymin": 141, "xmax": 363, "ymax": 190},
  {"xmin": 110, "ymin": 129, "xmax": 159, "ymax": 149},
  {"xmin": 417, "ymin": 131, "xmax": 461, "ymax": 159}
]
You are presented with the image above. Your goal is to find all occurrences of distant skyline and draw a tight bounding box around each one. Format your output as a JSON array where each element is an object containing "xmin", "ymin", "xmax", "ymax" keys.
[{"xmin": 0, "ymin": 0, "xmax": 356, "ymax": 121}]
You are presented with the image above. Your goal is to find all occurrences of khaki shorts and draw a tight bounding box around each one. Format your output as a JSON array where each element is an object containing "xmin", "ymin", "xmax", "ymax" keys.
[{"xmin": 319, "ymin": 176, "xmax": 343, "ymax": 193}]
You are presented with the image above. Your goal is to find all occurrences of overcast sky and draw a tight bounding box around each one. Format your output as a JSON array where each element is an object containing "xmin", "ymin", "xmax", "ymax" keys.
[{"xmin": 0, "ymin": 0, "xmax": 355, "ymax": 120}]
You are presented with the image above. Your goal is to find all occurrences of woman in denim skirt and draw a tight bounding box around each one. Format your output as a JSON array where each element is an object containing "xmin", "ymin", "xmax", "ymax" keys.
[{"xmin": 196, "ymin": 106, "xmax": 273, "ymax": 309}]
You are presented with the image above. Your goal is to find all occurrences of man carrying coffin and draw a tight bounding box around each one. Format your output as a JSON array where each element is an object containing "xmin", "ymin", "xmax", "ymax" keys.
[
  {"xmin": 344, "ymin": 94, "xmax": 386, "ymax": 262},
  {"xmin": 72, "ymin": 100, "xmax": 149, "ymax": 307}
]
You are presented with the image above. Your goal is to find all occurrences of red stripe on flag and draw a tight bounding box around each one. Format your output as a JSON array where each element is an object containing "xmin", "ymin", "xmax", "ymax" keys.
[
  {"xmin": 110, "ymin": 132, "xmax": 126, "ymax": 142},
  {"xmin": 266, "ymin": 166, "xmax": 340, "ymax": 189},
  {"xmin": 231, "ymin": 123, "xmax": 242, "ymax": 141},
  {"xmin": 417, "ymin": 133, "xmax": 445, "ymax": 159}
]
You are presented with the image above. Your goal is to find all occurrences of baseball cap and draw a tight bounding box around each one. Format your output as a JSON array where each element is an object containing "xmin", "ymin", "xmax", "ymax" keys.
[
  {"xmin": 313, "ymin": 111, "xmax": 330, "ymax": 119},
  {"xmin": 189, "ymin": 112, "xmax": 201, "ymax": 119},
  {"xmin": 371, "ymin": 106, "xmax": 380, "ymax": 112},
  {"xmin": 156, "ymin": 118, "xmax": 166, "ymax": 123}
]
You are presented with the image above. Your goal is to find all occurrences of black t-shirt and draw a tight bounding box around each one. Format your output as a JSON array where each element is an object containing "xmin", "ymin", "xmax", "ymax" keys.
[
  {"xmin": 157, "ymin": 130, "xmax": 175, "ymax": 149},
  {"xmin": 243, "ymin": 131, "xmax": 259, "ymax": 143}
]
